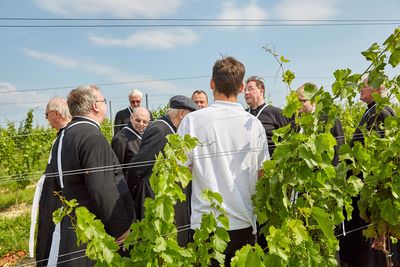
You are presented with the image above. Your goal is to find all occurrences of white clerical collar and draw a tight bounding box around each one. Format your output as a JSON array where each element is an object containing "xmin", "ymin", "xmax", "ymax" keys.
[{"xmin": 74, "ymin": 116, "xmax": 100, "ymax": 128}]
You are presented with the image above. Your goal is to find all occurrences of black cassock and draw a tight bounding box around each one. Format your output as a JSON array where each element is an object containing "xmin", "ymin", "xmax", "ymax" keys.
[
  {"xmin": 246, "ymin": 103, "xmax": 290, "ymax": 156},
  {"xmin": 340, "ymin": 102, "xmax": 399, "ymax": 267},
  {"xmin": 126, "ymin": 115, "xmax": 190, "ymax": 246},
  {"xmin": 113, "ymin": 107, "xmax": 132, "ymax": 135},
  {"xmin": 111, "ymin": 123, "xmax": 141, "ymax": 177},
  {"xmin": 48, "ymin": 117, "xmax": 135, "ymax": 266},
  {"xmin": 35, "ymin": 129, "xmax": 63, "ymax": 267}
]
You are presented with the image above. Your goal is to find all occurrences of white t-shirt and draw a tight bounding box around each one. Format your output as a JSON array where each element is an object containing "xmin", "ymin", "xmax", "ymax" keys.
[{"xmin": 177, "ymin": 101, "xmax": 269, "ymax": 232}]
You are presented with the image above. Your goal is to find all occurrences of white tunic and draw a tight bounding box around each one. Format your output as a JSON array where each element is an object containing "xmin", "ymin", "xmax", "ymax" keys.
[{"xmin": 177, "ymin": 101, "xmax": 269, "ymax": 232}]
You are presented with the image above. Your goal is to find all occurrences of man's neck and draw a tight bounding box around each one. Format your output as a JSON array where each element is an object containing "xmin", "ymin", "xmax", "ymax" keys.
[
  {"xmin": 250, "ymin": 101, "xmax": 265, "ymax": 110},
  {"xmin": 167, "ymin": 114, "xmax": 180, "ymax": 129},
  {"xmin": 214, "ymin": 91, "xmax": 238, "ymax": 102}
]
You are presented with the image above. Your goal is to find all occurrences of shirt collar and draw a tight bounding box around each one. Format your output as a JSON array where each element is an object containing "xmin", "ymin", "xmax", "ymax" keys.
[{"xmin": 211, "ymin": 100, "xmax": 245, "ymax": 110}]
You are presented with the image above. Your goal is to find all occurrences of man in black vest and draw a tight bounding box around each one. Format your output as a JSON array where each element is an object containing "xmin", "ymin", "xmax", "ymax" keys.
[{"xmin": 114, "ymin": 89, "xmax": 143, "ymax": 135}]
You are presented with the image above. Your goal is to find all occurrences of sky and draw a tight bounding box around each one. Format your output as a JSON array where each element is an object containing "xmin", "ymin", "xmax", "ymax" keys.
[{"xmin": 0, "ymin": 0, "xmax": 399, "ymax": 127}]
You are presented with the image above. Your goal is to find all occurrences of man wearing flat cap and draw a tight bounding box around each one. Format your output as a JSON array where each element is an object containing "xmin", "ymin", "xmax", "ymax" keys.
[{"xmin": 127, "ymin": 95, "xmax": 198, "ymax": 245}]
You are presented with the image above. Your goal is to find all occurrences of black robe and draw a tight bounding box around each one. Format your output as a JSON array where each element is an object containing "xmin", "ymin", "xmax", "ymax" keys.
[
  {"xmin": 350, "ymin": 101, "xmax": 395, "ymax": 146},
  {"xmin": 35, "ymin": 130, "xmax": 63, "ymax": 267},
  {"xmin": 340, "ymin": 102, "xmax": 398, "ymax": 267},
  {"xmin": 49, "ymin": 117, "xmax": 135, "ymax": 266},
  {"xmin": 114, "ymin": 107, "xmax": 132, "ymax": 135},
  {"xmin": 111, "ymin": 123, "xmax": 141, "ymax": 177},
  {"xmin": 126, "ymin": 115, "xmax": 190, "ymax": 246},
  {"xmin": 246, "ymin": 103, "xmax": 290, "ymax": 156}
]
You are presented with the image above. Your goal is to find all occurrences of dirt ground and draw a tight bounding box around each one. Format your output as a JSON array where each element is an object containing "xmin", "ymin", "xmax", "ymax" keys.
[{"xmin": 0, "ymin": 251, "xmax": 35, "ymax": 266}]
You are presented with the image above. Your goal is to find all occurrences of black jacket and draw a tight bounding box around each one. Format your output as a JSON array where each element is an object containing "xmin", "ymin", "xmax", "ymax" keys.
[
  {"xmin": 247, "ymin": 103, "xmax": 290, "ymax": 157},
  {"xmin": 111, "ymin": 123, "xmax": 141, "ymax": 177},
  {"xmin": 350, "ymin": 101, "xmax": 395, "ymax": 147},
  {"xmin": 49, "ymin": 117, "xmax": 135, "ymax": 266},
  {"xmin": 114, "ymin": 107, "xmax": 132, "ymax": 135}
]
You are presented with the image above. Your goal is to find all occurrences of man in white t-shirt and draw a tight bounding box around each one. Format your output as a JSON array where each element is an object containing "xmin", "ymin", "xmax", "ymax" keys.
[{"xmin": 177, "ymin": 56, "xmax": 269, "ymax": 265}]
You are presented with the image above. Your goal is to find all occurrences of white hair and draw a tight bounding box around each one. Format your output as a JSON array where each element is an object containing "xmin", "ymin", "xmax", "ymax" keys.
[{"xmin": 128, "ymin": 89, "xmax": 143, "ymax": 99}]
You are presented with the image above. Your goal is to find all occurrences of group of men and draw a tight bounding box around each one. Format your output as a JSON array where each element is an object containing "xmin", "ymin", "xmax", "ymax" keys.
[{"xmin": 31, "ymin": 55, "xmax": 395, "ymax": 267}]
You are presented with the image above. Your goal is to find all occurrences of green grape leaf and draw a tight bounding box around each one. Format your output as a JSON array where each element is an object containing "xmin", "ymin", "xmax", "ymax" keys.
[{"xmin": 311, "ymin": 206, "xmax": 335, "ymax": 240}]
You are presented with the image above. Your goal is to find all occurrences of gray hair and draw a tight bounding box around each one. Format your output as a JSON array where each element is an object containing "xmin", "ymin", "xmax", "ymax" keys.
[
  {"xmin": 67, "ymin": 85, "xmax": 99, "ymax": 116},
  {"xmin": 128, "ymin": 89, "xmax": 143, "ymax": 99},
  {"xmin": 166, "ymin": 108, "xmax": 179, "ymax": 118},
  {"xmin": 47, "ymin": 96, "xmax": 72, "ymax": 119}
]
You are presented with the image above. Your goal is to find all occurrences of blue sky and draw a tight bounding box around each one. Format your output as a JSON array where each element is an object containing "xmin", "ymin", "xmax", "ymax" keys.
[{"xmin": 0, "ymin": 0, "xmax": 399, "ymax": 126}]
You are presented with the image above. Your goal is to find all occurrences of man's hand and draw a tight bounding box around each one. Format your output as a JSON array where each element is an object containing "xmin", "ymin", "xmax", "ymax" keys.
[{"xmin": 116, "ymin": 229, "xmax": 130, "ymax": 248}]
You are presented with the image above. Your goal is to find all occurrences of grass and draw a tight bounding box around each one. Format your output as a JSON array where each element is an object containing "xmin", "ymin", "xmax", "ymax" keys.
[
  {"xmin": 0, "ymin": 213, "xmax": 31, "ymax": 257},
  {"xmin": 0, "ymin": 185, "xmax": 35, "ymax": 258},
  {"xmin": 0, "ymin": 186, "xmax": 35, "ymax": 212}
]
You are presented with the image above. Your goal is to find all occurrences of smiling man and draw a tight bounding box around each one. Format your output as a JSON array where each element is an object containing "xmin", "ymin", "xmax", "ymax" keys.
[{"xmin": 112, "ymin": 107, "xmax": 151, "ymax": 177}]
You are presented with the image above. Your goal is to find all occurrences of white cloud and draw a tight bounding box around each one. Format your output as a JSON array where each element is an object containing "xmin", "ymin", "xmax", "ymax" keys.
[
  {"xmin": 89, "ymin": 29, "xmax": 200, "ymax": 49},
  {"xmin": 23, "ymin": 48, "xmax": 182, "ymax": 93},
  {"xmin": 0, "ymin": 82, "xmax": 50, "ymax": 110},
  {"xmin": 33, "ymin": 0, "xmax": 183, "ymax": 18},
  {"xmin": 274, "ymin": 0, "xmax": 339, "ymax": 20},
  {"xmin": 217, "ymin": 1, "xmax": 268, "ymax": 30}
]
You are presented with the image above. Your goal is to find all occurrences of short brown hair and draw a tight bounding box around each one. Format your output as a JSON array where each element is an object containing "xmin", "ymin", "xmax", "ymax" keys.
[
  {"xmin": 212, "ymin": 56, "xmax": 245, "ymax": 97},
  {"xmin": 191, "ymin": 90, "xmax": 208, "ymax": 101}
]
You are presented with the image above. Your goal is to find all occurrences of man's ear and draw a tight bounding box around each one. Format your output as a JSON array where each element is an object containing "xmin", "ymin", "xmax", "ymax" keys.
[
  {"xmin": 93, "ymin": 102, "xmax": 100, "ymax": 113},
  {"xmin": 238, "ymin": 82, "xmax": 244, "ymax": 93},
  {"xmin": 210, "ymin": 79, "xmax": 215, "ymax": 91}
]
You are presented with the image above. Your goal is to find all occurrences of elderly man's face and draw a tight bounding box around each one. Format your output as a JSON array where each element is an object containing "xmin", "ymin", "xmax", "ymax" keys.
[
  {"xmin": 129, "ymin": 95, "xmax": 142, "ymax": 109},
  {"xmin": 192, "ymin": 93, "xmax": 208, "ymax": 108},
  {"xmin": 130, "ymin": 108, "xmax": 150, "ymax": 134},
  {"xmin": 360, "ymin": 79, "xmax": 375, "ymax": 104}
]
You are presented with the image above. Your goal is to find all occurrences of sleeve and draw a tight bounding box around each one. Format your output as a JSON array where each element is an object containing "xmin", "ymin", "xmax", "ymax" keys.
[
  {"xmin": 257, "ymin": 122, "xmax": 270, "ymax": 170},
  {"xmin": 331, "ymin": 119, "xmax": 344, "ymax": 166},
  {"xmin": 114, "ymin": 111, "xmax": 124, "ymax": 135},
  {"xmin": 127, "ymin": 123, "xmax": 168, "ymax": 184},
  {"xmin": 111, "ymin": 132, "xmax": 125, "ymax": 164},
  {"xmin": 262, "ymin": 107, "xmax": 290, "ymax": 156},
  {"xmin": 176, "ymin": 117, "xmax": 193, "ymax": 167},
  {"xmin": 81, "ymin": 134, "xmax": 134, "ymax": 237}
]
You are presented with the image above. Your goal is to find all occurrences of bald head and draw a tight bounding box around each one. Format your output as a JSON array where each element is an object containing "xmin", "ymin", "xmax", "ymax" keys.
[{"xmin": 130, "ymin": 107, "xmax": 151, "ymax": 134}]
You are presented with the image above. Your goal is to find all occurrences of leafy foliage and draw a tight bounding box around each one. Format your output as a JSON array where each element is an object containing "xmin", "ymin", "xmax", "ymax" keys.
[
  {"xmin": 0, "ymin": 110, "xmax": 54, "ymax": 191},
  {"xmin": 151, "ymin": 105, "xmax": 169, "ymax": 120},
  {"xmin": 234, "ymin": 27, "xmax": 400, "ymax": 267}
]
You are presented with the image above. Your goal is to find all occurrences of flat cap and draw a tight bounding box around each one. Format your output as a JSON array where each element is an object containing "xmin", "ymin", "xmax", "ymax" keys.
[{"xmin": 169, "ymin": 95, "xmax": 198, "ymax": 112}]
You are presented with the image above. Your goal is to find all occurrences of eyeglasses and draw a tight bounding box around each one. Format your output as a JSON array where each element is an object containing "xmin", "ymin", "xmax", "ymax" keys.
[
  {"xmin": 95, "ymin": 98, "xmax": 107, "ymax": 104},
  {"xmin": 45, "ymin": 110, "xmax": 54, "ymax": 119},
  {"xmin": 298, "ymin": 99, "xmax": 308, "ymax": 103},
  {"xmin": 130, "ymin": 100, "xmax": 141, "ymax": 104}
]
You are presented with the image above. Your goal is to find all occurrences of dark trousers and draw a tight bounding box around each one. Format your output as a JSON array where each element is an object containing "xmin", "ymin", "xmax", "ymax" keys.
[{"xmin": 189, "ymin": 226, "xmax": 255, "ymax": 267}]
